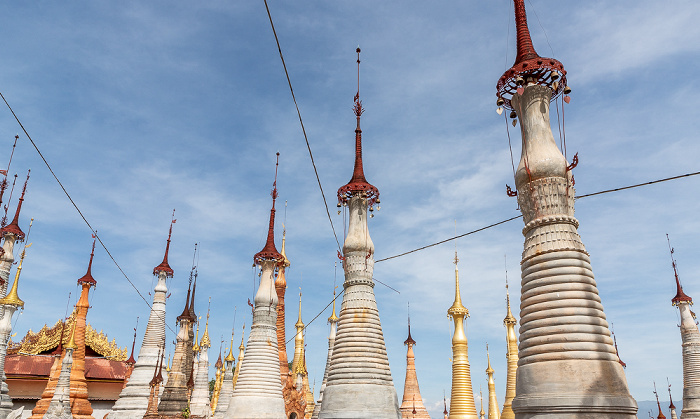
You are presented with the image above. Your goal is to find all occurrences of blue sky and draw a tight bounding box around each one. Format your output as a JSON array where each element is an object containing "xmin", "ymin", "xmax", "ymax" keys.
[{"xmin": 1, "ymin": 1, "xmax": 700, "ymax": 417}]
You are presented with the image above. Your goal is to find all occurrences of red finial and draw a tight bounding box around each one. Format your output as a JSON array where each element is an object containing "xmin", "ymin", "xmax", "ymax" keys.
[
  {"xmin": 1, "ymin": 169, "xmax": 29, "ymax": 241},
  {"xmin": 338, "ymin": 47, "xmax": 380, "ymax": 207},
  {"xmin": 153, "ymin": 210, "xmax": 176, "ymax": 277},
  {"xmin": 496, "ymin": 0, "xmax": 567, "ymax": 110},
  {"xmin": 77, "ymin": 234, "xmax": 98, "ymax": 286},
  {"xmin": 253, "ymin": 153, "xmax": 284, "ymax": 265},
  {"xmin": 215, "ymin": 349, "xmax": 223, "ymax": 369},
  {"xmin": 654, "ymin": 382, "xmax": 667, "ymax": 419},
  {"xmin": 404, "ymin": 303, "xmax": 416, "ymax": 346},
  {"xmin": 668, "ymin": 234, "xmax": 692, "ymax": 305},
  {"xmin": 443, "ymin": 393, "xmax": 448, "ymax": 415},
  {"xmin": 177, "ymin": 262, "xmax": 194, "ymax": 322},
  {"xmin": 127, "ymin": 317, "xmax": 138, "ymax": 365},
  {"xmin": 668, "ymin": 378, "xmax": 676, "ymax": 410}
]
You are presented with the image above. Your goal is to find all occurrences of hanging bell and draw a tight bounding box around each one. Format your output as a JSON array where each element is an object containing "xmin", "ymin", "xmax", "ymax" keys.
[
  {"xmin": 512, "ymin": 119, "xmax": 517, "ymax": 127},
  {"xmin": 509, "ymin": 110, "xmax": 517, "ymax": 119},
  {"xmin": 369, "ymin": 206, "xmax": 374, "ymax": 212},
  {"xmin": 563, "ymin": 85, "xmax": 572, "ymax": 94},
  {"xmin": 496, "ymin": 107, "xmax": 503, "ymax": 115},
  {"xmin": 370, "ymin": 213, "xmax": 374, "ymax": 218},
  {"xmin": 376, "ymin": 206, "xmax": 380, "ymax": 210},
  {"xmin": 337, "ymin": 202, "xmax": 341, "ymax": 208},
  {"xmin": 515, "ymin": 76, "xmax": 525, "ymax": 86},
  {"xmin": 552, "ymin": 81, "xmax": 559, "ymax": 91},
  {"xmin": 376, "ymin": 198, "xmax": 380, "ymax": 204},
  {"xmin": 337, "ymin": 210, "xmax": 341, "ymax": 215},
  {"xmin": 496, "ymin": 97, "xmax": 505, "ymax": 106},
  {"xmin": 550, "ymin": 71, "xmax": 560, "ymax": 81}
]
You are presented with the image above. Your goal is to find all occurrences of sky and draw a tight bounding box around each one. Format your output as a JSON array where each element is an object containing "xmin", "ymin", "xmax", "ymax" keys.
[{"xmin": 0, "ymin": 1, "xmax": 699, "ymax": 417}]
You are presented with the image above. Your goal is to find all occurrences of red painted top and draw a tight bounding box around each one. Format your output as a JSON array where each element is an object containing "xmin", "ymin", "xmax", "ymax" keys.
[
  {"xmin": 254, "ymin": 153, "xmax": 283, "ymax": 265},
  {"xmin": 337, "ymin": 48, "xmax": 379, "ymax": 207},
  {"xmin": 404, "ymin": 324, "xmax": 416, "ymax": 346},
  {"xmin": 77, "ymin": 237, "xmax": 97, "ymax": 287},
  {"xmin": 0, "ymin": 171, "xmax": 29, "ymax": 241},
  {"xmin": 496, "ymin": 0, "xmax": 567, "ymax": 110},
  {"xmin": 153, "ymin": 211, "xmax": 176, "ymax": 277},
  {"xmin": 177, "ymin": 281, "xmax": 193, "ymax": 322}
]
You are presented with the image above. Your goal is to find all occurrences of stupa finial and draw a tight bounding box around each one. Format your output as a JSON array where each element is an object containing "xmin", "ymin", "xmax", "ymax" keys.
[
  {"xmin": 154, "ymin": 210, "xmax": 176, "ymax": 277},
  {"xmin": 77, "ymin": 234, "xmax": 97, "ymax": 287},
  {"xmin": 254, "ymin": 153, "xmax": 284, "ymax": 265},
  {"xmin": 404, "ymin": 302, "xmax": 415, "ymax": 346},
  {"xmin": 1, "ymin": 169, "xmax": 29, "ymax": 241},
  {"xmin": 668, "ymin": 234, "xmax": 692, "ymax": 305},
  {"xmin": 0, "ymin": 218, "xmax": 32, "ymax": 308},
  {"xmin": 496, "ymin": 0, "xmax": 568, "ymax": 110},
  {"xmin": 667, "ymin": 378, "xmax": 676, "ymax": 410},
  {"xmin": 127, "ymin": 317, "xmax": 138, "ymax": 365},
  {"xmin": 337, "ymin": 47, "xmax": 379, "ymax": 208}
]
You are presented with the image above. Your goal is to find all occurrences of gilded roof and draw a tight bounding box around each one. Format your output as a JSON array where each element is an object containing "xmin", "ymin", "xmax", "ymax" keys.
[{"xmin": 8, "ymin": 310, "xmax": 127, "ymax": 361}]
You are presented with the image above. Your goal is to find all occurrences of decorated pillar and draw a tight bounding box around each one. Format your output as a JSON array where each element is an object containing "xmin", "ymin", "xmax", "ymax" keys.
[
  {"xmin": 496, "ymin": 0, "xmax": 636, "ymax": 416},
  {"xmin": 109, "ymin": 215, "xmax": 175, "ymax": 419},
  {"xmin": 225, "ymin": 154, "xmax": 286, "ymax": 418},
  {"xmin": 319, "ymin": 48, "xmax": 400, "ymax": 419}
]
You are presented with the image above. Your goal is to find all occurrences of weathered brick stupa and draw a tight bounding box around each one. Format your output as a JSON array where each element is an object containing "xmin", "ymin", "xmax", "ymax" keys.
[
  {"xmin": 311, "ymin": 287, "xmax": 339, "ymax": 419},
  {"xmin": 225, "ymin": 153, "xmax": 285, "ymax": 418},
  {"xmin": 495, "ymin": 0, "xmax": 636, "ymax": 416},
  {"xmin": 447, "ymin": 252, "xmax": 477, "ymax": 419},
  {"xmin": 318, "ymin": 47, "xmax": 400, "ymax": 419},
  {"xmin": 668, "ymin": 240, "xmax": 700, "ymax": 419},
  {"xmin": 109, "ymin": 215, "xmax": 175, "ymax": 419},
  {"xmin": 399, "ymin": 320, "xmax": 430, "ymax": 419},
  {"xmin": 501, "ymin": 283, "xmax": 517, "ymax": 419},
  {"xmin": 157, "ymin": 272, "xmax": 196, "ymax": 418}
]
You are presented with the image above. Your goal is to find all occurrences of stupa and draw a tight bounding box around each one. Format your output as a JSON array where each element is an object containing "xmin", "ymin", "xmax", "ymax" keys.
[
  {"xmin": 311, "ymin": 287, "xmax": 339, "ymax": 419},
  {"xmin": 212, "ymin": 333, "xmax": 235, "ymax": 418},
  {"xmin": 496, "ymin": 0, "xmax": 636, "ymax": 416},
  {"xmin": 485, "ymin": 347, "xmax": 499, "ymax": 419},
  {"xmin": 398, "ymin": 320, "xmax": 429, "ymax": 419},
  {"xmin": 318, "ymin": 47, "xmax": 400, "ymax": 419},
  {"xmin": 501, "ymin": 284, "xmax": 517, "ymax": 419},
  {"xmin": 225, "ymin": 153, "xmax": 286, "ymax": 418},
  {"xmin": 189, "ymin": 305, "xmax": 211, "ymax": 418},
  {"xmin": 44, "ymin": 324, "xmax": 76, "ymax": 419}
]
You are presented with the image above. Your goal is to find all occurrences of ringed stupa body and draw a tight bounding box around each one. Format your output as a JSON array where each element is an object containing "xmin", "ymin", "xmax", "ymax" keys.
[
  {"xmin": 109, "ymin": 216, "xmax": 175, "ymax": 419},
  {"xmin": 501, "ymin": 284, "xmax": 517, "ymax": 419},
  {"xmin": 668, "ymin": 242, "xmax": 700, "ymax": 419},
  {"xmin": 225, "ymin": 154, "xmax": 285, "ymax": 418},
  {"xmin": 398, "ymin": 323, "xmax": 430, "ymax": 419},
  {"xmin": 496, "ymin": 0, "xmax": 636, "ymax": 416},
  {"xmin": 318, "ymin": 48, "xmax": 400, "ymax": 419},
  {"xmin": 311, "ymin": 288, "xmax": 339, "ymax": 419}
]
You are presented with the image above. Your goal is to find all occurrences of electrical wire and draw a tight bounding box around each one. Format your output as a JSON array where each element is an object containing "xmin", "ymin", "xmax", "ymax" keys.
[{"xmin": 262, "ymin": 0, "xmax": 342, "ymax": 253}]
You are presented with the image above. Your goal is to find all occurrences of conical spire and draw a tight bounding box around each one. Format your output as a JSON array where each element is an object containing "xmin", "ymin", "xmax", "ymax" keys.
[
  {"xmin": 126, "ymin": 319, "xmax": 137, "ymax": 365},
  {"xmin": 200, "ymin": 300, "xmax": 211, "ymax": 348},
  {"xmin": 502, "ymin": 276, "xmax": 518, "ymax": 419},
  {"xmin": 447, "ymin": 252, "xmax": 469, "ymax": 319},
  {"xmin": 77, "ymin": 235, "xmax": 97, "ymax": 286},
  {"xmin": 668, "ymin": 235, "xmax": 692, "ymax": 305},
  {"xmin": 654, "ymin": 383, "xmax": 667, "ymax": 419},
  {"xmin": 0, "ymin": 236, "xmax": 30, "ymax": 308},
  {"xmin": 177, "ymin": 278, "xmax": 192, "ymax": 322},
  {"xmin": 292, "ymin": 290, "xmax": 307, "ymax": 375},
  {"xmin": 479, "ymin": 388, "xmax": 485, "ymax": 419},
  {"xmin": 0, "ymin": 170, "xmax": 29, "ymax": 241},
  {"xmin": 328, "ymin": 286, "xmax": 339, "ymax": 323},
  {"xmin": 254, "ymin": 152, "xmax": 284, "ymax": 265},
  {"xmin": 668, "ymin": 379, "xmax": 676, "ymax": 411},
  {"xmin": 337, "ymin": 47, "xmax": 379, "ymax": 207},
  {"xmin": 612, "ymin": 329, "xmax": 626, "ymax": 368},
  {"xmin": 193, "ymin": 319, "xmax": 200, "ymax": 353},
  {"xmin": 280, "ymin": 227, "xmax": 290, "ymax": 269},
  {"xmin": 496, "ymin": 0, "xmax": 567, "ymax": 110},
  {"xmin": 215, "ymin": 349, "xmax": 223, "ymax": 370},
  {"xmin": 65, "ymin": 320, "xmax": 77, "ymax": 350},
  {"xmin": 404, "ymin": 305, "xmax": 416, "ymax": 346},
  {"xmin": 189, "ymin": 268, "xmax": 197, "ymax": 319},
  {"xmin": 153, "ymin": 210, "xmax": 176, "ymax": 277},
  {"xmin": 486, "ymin": 345, "xmax": 500, "ymax": 419},
  {"xmin": 225, "ymin": 331, "xmax": 235, "ymax": 363}
]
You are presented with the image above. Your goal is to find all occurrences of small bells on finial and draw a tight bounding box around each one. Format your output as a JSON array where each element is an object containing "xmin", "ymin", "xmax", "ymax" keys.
[
  {"xmin": 563, "ymin": 85, "xmax": 572, "ymax": 104},
  {"xmin": 550, "ymin": 71, "xmax": 560, "ymax": 82},
  {"xmin": 512, "ymin": 119, "xmax": 517, "ymax": 127}
]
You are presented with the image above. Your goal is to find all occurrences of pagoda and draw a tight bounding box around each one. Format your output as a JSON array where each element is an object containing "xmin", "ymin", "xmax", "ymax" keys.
[
  {"xmin": 143, "ymin": 350, "xmax": 165, "ymax": 419},
  {"xmin": 668, "ymin": 240, "xmax": 700, "ymax": 418},
  {"xmin": 210, "ymin": 350, "xmax": 223, "ymax": 414},
  {"xmin": 189, "ymin": 304, "xmax": 211, "ymax": 418},
  {"xmin": 157, "ymin": 271, "xmax": 196, "ymax": 418},
  {"xmin": 44, "ymin": 324, "xmax": 76, "ymax": 419},
  {"xmin": 500, "ymin": 284, "xmax": 517, "ymax": 419},
  {"xmin": 398, "ymin": 320, "xmax": 429, "ymax": 419},
  {"xmin": 225, "ymin": 153, "xmax": 286, "ymax": 418},
  {"xmin": 496, "ymin": 0, "xmax": 636, "ymax": 416},
  {"xmin": 288, "ymin": 292, "xmax": 310, "ymax": 418},
  {"xmin": 447, "ymin": 252, "xmax": 477, "ymax": 419},
  {"xmin": 212, "ymin": 333, "xmax": 236, "ymax": 418},
  {"xmin": 109, "ymin": 216, "xmax": 175, "ymax": 419},
  {"xmin": 311, "ymin": 287, "xmax": 339, "ymax": 419},
  {"xmin": 318, "ymin": 47, "xmax": 400, "ymax": 419},
  {"xmin": 485, "ymin": 347, "xmax": 499, "ymax": 419}
]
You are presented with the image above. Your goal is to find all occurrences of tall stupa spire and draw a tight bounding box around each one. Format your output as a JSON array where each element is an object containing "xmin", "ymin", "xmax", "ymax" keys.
[
  {"xmin": 498, "ymin": 1, "xmax": 636, "ymax": 416},
  {"xmin": 275, "ymin": 225, "xmax": 290, "ymax": 385},
  {"xmin": 190, "ymin": 299, "xmax": 212, "ymax": 417},
  {"xmin": 0, "ymin": 171, "xmax": 29, "ymax": 319},
  {"xmin": 447, "ymin": 251, "xmax": 477, "ymax": 419},
  {"xmin": 501, "ymin": 277, "xmax": 517, "ymax": 419},
  {"xmin": 109, "ymin": 214, "xmax": 175, "ymax": 419},
  {"xmin": 485, "ymin": 345, "xmax": 499, "ymax": 419},
  {"xmin": 667, "ymin": 237, "xmax": 700, "ymax": 418},
  {"xmin": 226, "ymin": 153, "xmax": 286, "ymax": 418},
  {"xmin": 319, "ymin": 48, "xmax": 399, "ymax": 419},
  {"xmin": 399, "ymin": 307, "xmax": 430, "ymax": 419}
]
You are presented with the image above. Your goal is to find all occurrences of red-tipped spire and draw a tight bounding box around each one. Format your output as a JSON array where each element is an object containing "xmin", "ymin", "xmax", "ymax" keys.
[
  {"xmin": 668, "ymin": 379, "xmax": 676, "ymax": 410},
  {"xmin": 253, "ymin": 153, "xmax": 284, "ymax": 265},
  {"xmin": 337, "ymin": 48, "xmax": 379, "ymax": 207},
  {"xmin": 127, "ymin": 318, "xmax": 138, "ymax": 365},
  {"xmin": 496, "ymin": 0, "xmax": 567, "ymax": 110},
  {"xmin": 153, "ymin": 210, "xmax": 176, "ymax": 277},
  {"xmin": 654, "ymin": 382, "xmax": 667, "ymax": 419},
  {"xmin": 668, "ymin": 235, "xmax": 692, "ymax": 305},
  {"xmin": 1, "ymin": 170, "xmax": 29, "ymax": 241},
  {"xmin": 177, "ymin": 276, "xmax": 193, "ymax": 322},
  {"xmin": 404, "ymin": 304, "xmax": 416, "ymax": 346},
  {"xmin": 215, "ymin": 349, "xmax": 223, "ymax": 369},
  {"xmin": 77, "ymin": 235, "xmax": 98, "ymax": 286}
]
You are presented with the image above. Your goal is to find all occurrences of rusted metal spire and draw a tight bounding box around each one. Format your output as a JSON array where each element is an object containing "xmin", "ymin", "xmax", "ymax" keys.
[
  {"xmin": 496, "ymin": 0, "xmax": 567, "ymax": 110},
  {"xmin": 153, "ymin": 210, "xmax": 176, "ymax": 277},
  {"xmin": 254, "ymin": 153, "xmax": 283, "ymax": 265},
  {"xmin": 337, "ymin": 47, "xmax": 379, "ymax": 208},
  {"xmin": 668, "ymin": 234, "xmax": 692, "ymax": 305},
  {"xmin": 667, "ymin": 378, "xmax": 676, "ymax": 410},
  {"xmin": 654, "ymin": 382, "xmax": 667, "ymax": 419},
  {"xmin": 404, "ymin": 302, "xmax": 415, "ymax": 346},
  {"xmin": 127, "ymin": 317, "xmax": 138, "ymax": 365},
  {"xmin": 177, "ymin": 266, "xmax": 194, "ymax": 323},
  {"xmin": 1, "ymin": 169, "xmax": 29, "ymax": 241},
  {"xmin": 77, "ymin": 234, "xmax": 98, "ymax": 286}
]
